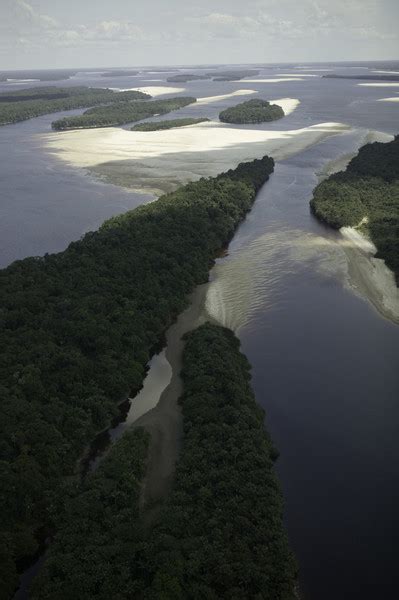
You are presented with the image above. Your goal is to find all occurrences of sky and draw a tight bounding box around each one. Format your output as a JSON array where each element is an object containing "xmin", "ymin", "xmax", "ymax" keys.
[{"xmin": 1, "ymin": 0, "xmax": 398, "ymax": 70}]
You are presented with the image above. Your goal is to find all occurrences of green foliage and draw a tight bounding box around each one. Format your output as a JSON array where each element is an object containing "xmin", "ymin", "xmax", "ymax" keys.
[
  {"xmin": 166, "ymin": 74, "xmax": 210, "ymax": 82},
  {"xmin": 31, "ymin": 324, "xmax": 296, "ymax": 599},
  {"xmin": 31, "ymin": 428, "xmax": 149, "ymax": 599},
  {"xmin": 131, "ymin": 117, "xmax": 210, "ymax": 131},
  {"xmin": 146, "ymin": 323, "xmax": 297, "ymax": 599},
  {"xmin": 219, "ymin": 99, "xmax": 285, "ymax": 124},
  {"xmin": 51, "ymin": 97, "xmax": 197, "ymax": 130},
  {"xmin": 206, "ymin": 69, "xmax": 260, "ymax": 81},
  {"xmin": 310, "ymin": 136, "xmax": 399, "ymax": 281},
  {"xmin": 0, "ymin": 87, "xmax": 150, "ymax": 126},
  {"xmin": 0, "ymin": 156, "xmax": 274, "ymax": 595}
]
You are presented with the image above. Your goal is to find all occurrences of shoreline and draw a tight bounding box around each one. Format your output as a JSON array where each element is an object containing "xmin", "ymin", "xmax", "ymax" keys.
[{"xmin": 339, "ymin": 226, "xmax": 399, "ymax": 324}]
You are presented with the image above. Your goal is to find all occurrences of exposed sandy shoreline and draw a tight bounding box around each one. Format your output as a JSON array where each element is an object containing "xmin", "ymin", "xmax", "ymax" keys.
[
  {"xmin": 340, "ymin": 226, "xmax": 399, "ymax": 324},
  {"xmin": 42, "ymin": 117, "xmax": 347, "ymax": 195}
]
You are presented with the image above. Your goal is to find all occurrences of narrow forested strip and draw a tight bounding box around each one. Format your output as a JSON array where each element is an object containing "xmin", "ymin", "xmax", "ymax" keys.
[
  {"xmin": 131, "ymin": 117, "xmax": 209, "ymax": 131},
  {"xmin": 0, "ymin": 156, "xmax": 274, "ymax": 596},
  {"xmin": 32, "ymin": 324, "xmax": 296, "ymax": 599},
  {"xmin": 0, "ymin": 87, "xmax": 150, "ymax": 126},
  {"xmin": 310, "ymin": 135, "xmax": 399, "ymax": 281},
  {"xmin": 51, "ymin": 96, "xmax": 197, "ymax": 130}
]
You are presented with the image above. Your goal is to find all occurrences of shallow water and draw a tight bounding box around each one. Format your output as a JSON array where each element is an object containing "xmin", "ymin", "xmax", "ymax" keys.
[{"xmin": 3, "ymin": 62, "xmax": 399, "ymax": 600}]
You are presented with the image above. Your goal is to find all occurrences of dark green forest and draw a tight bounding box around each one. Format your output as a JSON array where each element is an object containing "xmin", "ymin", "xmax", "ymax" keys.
[
  {"xmin": 32, "ymin": 324, "xmax": 296, "ymax": 599},
  {"xmin": 219, "ymin": 99, "xmax": 285, "ymax": 124},
  {"xmin": 0, "ymin": 87, "xmax": 150, "ymax": 126},
  {"xmin": 0, "ymin": 156, "xmax": 274, "ymax": 597},
  {"xmin": 0, "ymin": 70, "xmax": 78, "ymax": 82},
  {"xmin": 310, "ymin": 135, "xmax": 399, "ymax": 282},
  {"xmin": 51, "ymin": 96, "xmax": 196, "ymax": 130},
  {"xmin": 166, "ymin": 74, "xmax": 210, "ymax": 82},
  {"xmin": 131, "ymin": 117, "xmax": 209, "ymax": 131},
  {"xmin": 206, "ymin": 69, "xmax": 260, "ymax": 81}
]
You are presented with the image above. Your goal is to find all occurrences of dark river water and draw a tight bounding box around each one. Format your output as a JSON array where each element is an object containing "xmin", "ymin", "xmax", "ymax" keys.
[{"xmin": 2, "ymin": 62, "xmax": 398, "ymax": 600}]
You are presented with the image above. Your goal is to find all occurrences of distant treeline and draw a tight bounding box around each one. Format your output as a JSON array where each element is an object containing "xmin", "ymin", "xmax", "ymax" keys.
[
  {"xmin": 131, "ymin": 117, "xmax": 209, "ymax": 131},
  {"xmin": 166, "ymin": 74, "xmax": 211, "ymax": 82},
  {"xmin": 206, "ymin": 69, "xmax": 260, "ymax": 81},
  {"xmin": 0, "ymin": 87, "xmax": 150, "ymax": 126},
  {"xmin": 0, "ymin": 156, "xmax": 274, "ymax": 597},
  {"xmin": 31, "ymin": 324, "xmax": 296, "ymax": 599},
  {"xmin": 310, "ymin": 135, "xmax": 399, "ymax": 282},
  {"xmin": 102, "ymin": 70, "xmax": 140, "ymax": 77},
  {"xmin": 219, "ymin": 98, "xmax": 285, "ymax": 124},
  {"xmin": 0, "ymin": 70, "xmax": 77, "ymax": 82},
  {"xmin": 323, "ymin": 74, "xmax": 399, "ymax": 81},
  {"xmin": 51, "ymin": 96, "xmax": 196, "ymax": 130}
]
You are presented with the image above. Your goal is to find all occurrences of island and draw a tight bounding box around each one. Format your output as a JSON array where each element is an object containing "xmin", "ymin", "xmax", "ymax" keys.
[
  {"xmin": 0, "ymin": 86, "xmax": 151, "ymax": 126},
  {"xmin": 31, "ymin": 324, "xmax": 296, "ymax": 599},
  {"xmin": 131, "ymin": 117, "xmax": 210, "ymax": 131},
  {"xmin": 323, "ymin": 74, "xmax": 399, "ymax": 81},
  {"xmin": 0, "ymin": 69, "xmax": 78, "ymax": 82},
  {"xmin": 101, "ymin": 69, "xmax": 140, "ymax": 77},
  {"xmin": 166, "ymin": 73, "xmax": 211, "ymax": 82},
  {"xmin": 219, "ymin": 98, "xmax": 285, "ymax": 124},
  {"xmin": 310, "ymin": 135, "xmax": 399, "ymax": 283},
  {"xmin": 0, "ymin": 156, "xmax": 274, "ymax": 597},
  {"xmin": 51, "ymin": 96, "xmax": 197, "ymax": 130},
  {"xmin": 206, "ymin": 69, "xmax": 260, "ymax": 81}
]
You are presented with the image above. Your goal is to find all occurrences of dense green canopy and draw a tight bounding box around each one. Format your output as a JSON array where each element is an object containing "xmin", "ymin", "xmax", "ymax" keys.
[
  {"xmin": 219, "ymin": 99, "xmax": 285, "ymax": 124},
  {"xmin": 131, "ymin": 117, "xmax": 209, "ymax": 131},
  {"xmin": 0, "ymin": 87, "xmax": 150, "ymax": 126},
  {"xmin": 0, "ymin": 156, "xmax": 274, "ymax": 597},
  {"xmin": 310, "ymin": 135, "xmax": 399, "ymax": 282},
  {"xmin": 51, "ymin": 96, "xmax": 196, "ymax": 130},
  {"xmin": 31, "ymin": 324, "xmax": 296, "ymax": 599}
]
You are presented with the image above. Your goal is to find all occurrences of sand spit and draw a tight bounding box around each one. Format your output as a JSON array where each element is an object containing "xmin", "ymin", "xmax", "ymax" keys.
[
  {"xmin": 377, "ymin": 96, "xmax": 399, "ymax": 103},
  {"xmin": 231, "ymin": 78, "xmax": 305, "ymax": 83},
  {"xmin": 358, "ymin": 83, "xmax": 399, "ymax": 88},
  {"xmin": 43, "ymin": 121, "xmax": 348, "ymax": 195},
  {"xmin": 340, "ymin": 227, "xmax": 399, "ymax": 323},
  {"xmin": 195, "ymin": 89, "xmax": 258, "ymax": 104},
  {"xmin": 110, "ymin": 86, "xmax": 186, "ymax": 96}
]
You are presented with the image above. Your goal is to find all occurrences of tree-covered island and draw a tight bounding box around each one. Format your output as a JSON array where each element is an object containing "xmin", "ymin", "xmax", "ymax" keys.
[
  {"xmin": 310, "ymin": 135, "xmax": 399, "ymax": 282},
  {"xmin": 131, "ymin": 117, "xmax": 209, "ymax": 131},
  {"xmin": 0, "ymin": 86, "xmax": 150, "ymax": 126},
  {"xmin": 30, "ymin": 324, "xmax": 297, "ymax": 599},
  {"xmin": 219, "ymin": 98, "xmax": 285, "ymax": 124},
  {"xmin": 0, "ymin": 156, "xmax": 274, "ymax": 596},
  {"xmin": 51, "ymin": 96, "xmax": 196, "ymax": 130}
]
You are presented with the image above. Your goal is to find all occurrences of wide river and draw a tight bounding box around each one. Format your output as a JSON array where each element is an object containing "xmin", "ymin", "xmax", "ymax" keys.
[{"xmin": 2, "ymin": 62, "xmax": 399, "ymax": 599}]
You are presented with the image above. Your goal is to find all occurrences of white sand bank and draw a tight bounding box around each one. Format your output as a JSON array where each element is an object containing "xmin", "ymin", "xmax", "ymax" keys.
[
  {"xmin": 371, "ymin": 70, "xmax": 399, "ymax": 75},
  {"xmin": 377, "ymin": 96, "xmax": 399, "ymax": 103},
  {"xmin": 340, "ymin": 227, "xmax": 399, "ymax": 323},
  {"xmin": 195, "ymin": 89, "xmax": 258, "ymax": 104},
  {"xmin": 358, "ymin": 83, "xmax": 399, "ymax": 88},
  {"xmin": 111, "ymin": 86, "xmax": 186, "ymax": 96},
  {"xmin": 43, "ymin": 121, "xmax": 349, "ymax": 195},
  {"xmin": 232, "ymin": 78, "xmax": 304, "ymax": 83}
]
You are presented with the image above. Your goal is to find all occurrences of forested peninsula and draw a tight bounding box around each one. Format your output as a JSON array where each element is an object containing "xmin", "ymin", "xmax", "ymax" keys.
[
  {"xmin": 51, "ymin": 96, "xmax": 196, "ymax": 130},
  {"xmin": 0, "ymin": 156, "xmax": 274, "ymax": 597},
  {"xmin": 0, "ymin": 86, "xmax": 150, "ymax": 126},
  {"xmin": 206, "ymin": 69, "xmax": 260, "ymax": 81},
  {"xmin": 310, "ymin": 135, "xmax": 399, "ymax": 282},
  {"xmin": 31, "ymin": 324, "xmax": 296, "ymax": 599},
  {"xmin": 166, "ymin": 74, "xmax": 210, "ymax": 82},
  {"xmin": 219, "ymin": 98, "xmax": 285, "ymax": 124},
  {"xmin": 131, "ymin": 117, "xmax": 209, "ymax": 131}
]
